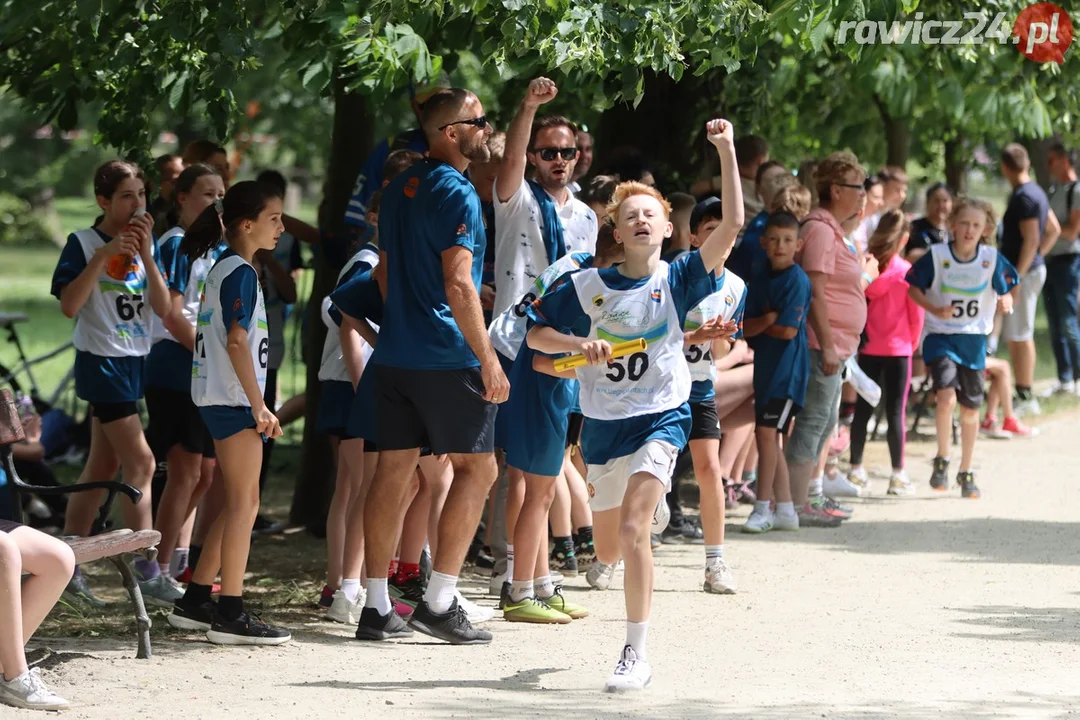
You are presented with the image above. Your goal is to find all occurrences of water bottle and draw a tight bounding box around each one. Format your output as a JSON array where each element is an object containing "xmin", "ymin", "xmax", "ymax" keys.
[
  {"xmin": 106, "ymin": 207, "xmax": 147, "ymax": 280},
  {"xmin": 15, "ymin": 391, "xmax": 33, "ymax": 424}
]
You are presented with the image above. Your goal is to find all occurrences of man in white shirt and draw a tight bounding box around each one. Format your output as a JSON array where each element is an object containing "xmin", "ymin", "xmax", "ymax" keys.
[{"xmin": 493, "ymin": 77, "xmax": 598, "ymax": 319}]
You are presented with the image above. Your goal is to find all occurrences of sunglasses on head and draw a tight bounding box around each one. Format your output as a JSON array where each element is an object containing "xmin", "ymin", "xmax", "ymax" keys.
[
  {"xmin": 534, "ymin": 147, "xmax": 578, "ymax": 162},
  {"xmin": 438, "ymin": 115, "xmax": 488, "ymax": 131}
]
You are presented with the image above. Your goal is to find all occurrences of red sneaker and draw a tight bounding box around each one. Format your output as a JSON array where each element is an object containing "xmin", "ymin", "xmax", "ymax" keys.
[
  {"xmin": 979, "ymin": 414, "xmax": 1011, "ymax": 439},
  {"xmin": 175, "ymin": 567, "xmax": 221, "ymax": 594},
  {"xmin": 1001, "ymin": 415, "xmax": 1039, "ymax": 438}
]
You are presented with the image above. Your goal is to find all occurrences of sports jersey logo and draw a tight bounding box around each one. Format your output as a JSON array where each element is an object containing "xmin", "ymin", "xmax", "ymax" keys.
[
  {"xmin": 404, "ymin": 177, "xmax": 420, "ymax": 198},
  {"xmin": 724, "ymin": 295, "xmax": 734, "ymax": 306},
  {"xmin": 233, "ymin": 298, "xmax": 243, "ymax": 312},
  {"xmin": 587, "ymin": 482, "xmax": 596, "ymax": 499},
  {"xmin": 650, "ymin": 289, "xmax": 662, "ymax": 303},
  {"xmin": 456, "ymin": 223, "xmax": 468, "ymax": 236},
  {"xmin": 592, "ymin": 294, "xmax": 604, "ymax": 307},
  {"xmin": 943, "ymin": 260, "xmax": 951, "ymax": 269},
  {"xmin": 982, "ymin": 260, "xmax": 990, "ymax": 268}
]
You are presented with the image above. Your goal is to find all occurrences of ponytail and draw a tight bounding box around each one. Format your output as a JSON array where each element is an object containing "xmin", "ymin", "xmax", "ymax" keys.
[
  {"xmin": 181, "ymin": 180, "xmax": 281, "ymax": 261},
  {"xmin": 867, "ymin": 208, "xmax": 909, "ymax": 272}
]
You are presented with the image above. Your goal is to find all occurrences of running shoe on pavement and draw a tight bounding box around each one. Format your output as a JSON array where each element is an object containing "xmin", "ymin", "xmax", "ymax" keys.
[
  {"xmin": 540, "ymin": 586, "xmax": 588, "ymax": 619},
  {"xmin": 503, "ymin": 595, "xmax": 572, "ymax": 624},
  {"xmin": 979, "ymin": 414, "xmax": 1012, "ymax": 439},
  {"xmin": 958, "ymin": 470, "xmax": 981, "ymax": 499},
  {"xmin": 1014, "ymin": 397, "xmax": 1041, "ymax": 417},
  {"xmin": 887, "ymin": 470, "xmax": 916, "ymax": 496},
  {"xmin": 930, "ymin": 456, "xmax": 950, "ymax": 491},
  {"xmin": 455, "ymin": 590, "xmax": 495, "ymax": 624},
  {"xmin": 662, "ymin": 518, "xmax": 704, "ymax": 544},
  {"xmin": 63, "ymin": 572, "xmax": 106, "ymax": 608},
  {"xmin": 139, "ymin": 574, "xmax": 184, "ymax": 608},
  {"xmin": 798, "ymin": 501, "xmax": 843, "ymax": 528},
  {"xmin": 355, "ymin": 607, "xmax": 414, "ymax": 641},
  {"xmin": 0, "ymin": 668, "xmax": 70, "ymax": 711},
  {"xmin": 774, "ymin": 510, "xmax": 800, "ymax": 531},
  {"xmin": 703, "ymin": 560, "xmax": 737, "ymax": 594},
  {"xmin": 846, "ymin": 466, "xmax": 869, "ymax": 492},
  {"xmin": 811, "ymin": 494, "xmax": 852, "ymax": 519},
  {"xmin": 206, "ymin": 610, "xmax": 291, "ymax": 646},
  {"xmin": 409, "ymin": 599, "xmax": 492, "ymax": 645},
  {"xmin": 741, "ymin": 505, "xmax": 775, "ymax": 534},
  {"xmin": 1002, "ymin": 415, "xmax": 1038, "ymax": 438},
  {"xmin": 327, "ymin": 589, "xmax": 365, "ymax": 624},
  {"xmin": 587, "ymin": 562, "xmax": 617, "ymax": 590},
  {"xmin": 551, "ymin": 549, "xmax": 579, "ymax": 577},
  {"xmin": 605, "ymin": 645, "xmax": 652, "ymax": 692},
  {"xmin": 823, "ymin": 470, "xmax": 864, "ymax": 498},
  {"xmin": 1039, "ymin": 379, "xmax": 1075, "ymax": 398}
]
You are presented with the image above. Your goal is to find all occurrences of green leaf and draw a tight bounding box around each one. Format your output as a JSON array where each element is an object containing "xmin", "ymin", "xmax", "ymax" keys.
[{"xmin": 168, "ymin": 71, "xmax": 188, "ymax": 110}]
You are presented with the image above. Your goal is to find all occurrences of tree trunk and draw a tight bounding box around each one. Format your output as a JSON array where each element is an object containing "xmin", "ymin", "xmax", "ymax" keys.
[
  {"xmin": 872, "ymin": 94, "xmax": 910, "ymax": 168},
  {"xmin": 289, "ymin": 78, "xmax": 375, "ymax": 530},
  {"xmin": 944, "ymin": 133, "xmax": 967, "ymax": 195}
]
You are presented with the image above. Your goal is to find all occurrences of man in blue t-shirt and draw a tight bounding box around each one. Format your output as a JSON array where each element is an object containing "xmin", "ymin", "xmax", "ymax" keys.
[
  {"xmin": 358, "ymin": 87, "xmax": 509, "ymax": 647},
  {"xmin": 998, "ymin": 143, "xmax": 1060, "ymax": 412}
]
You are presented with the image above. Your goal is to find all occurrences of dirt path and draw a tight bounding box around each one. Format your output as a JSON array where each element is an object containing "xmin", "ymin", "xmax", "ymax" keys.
[{"xmin": 19, "ymin": 410, "xmax": 1080, "ymax": 719}]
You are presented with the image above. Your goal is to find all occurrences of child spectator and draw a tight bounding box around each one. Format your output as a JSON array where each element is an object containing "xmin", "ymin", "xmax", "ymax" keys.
[{"xmin": 847, "ymin": 210, "xmax": 924, "ymax": 496}]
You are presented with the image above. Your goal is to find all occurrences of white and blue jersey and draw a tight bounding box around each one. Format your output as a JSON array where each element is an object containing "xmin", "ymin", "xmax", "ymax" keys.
[
  {"xmin": 906, "ymin": 243, "xmax": 1018, "ymax": 371},
  {"xmin": 330, "ymin": 270, "xmax": 385, "ymax": 443},
  {"xmin": 373, "ymin": 158, "xmax": 486, "ymax": 371},
  {"xmin": 147, "ymin": 228, "xmax": 226, "ymax": 393},
  {"xmin": 51, "ymin": 227, "xmax": 159, "ymax": 403},
  {"xmin": 527, "ymin": 252, "xmax": 715, "ymax": 465},
  {"xmin": 683, "ymin": 270, "xmax": 746, "ymax": 404}
]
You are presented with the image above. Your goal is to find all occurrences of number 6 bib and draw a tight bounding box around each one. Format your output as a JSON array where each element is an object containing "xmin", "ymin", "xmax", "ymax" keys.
[{"xmin": 569, "ymin": 262, "xmax": 690, "ymax": 421}]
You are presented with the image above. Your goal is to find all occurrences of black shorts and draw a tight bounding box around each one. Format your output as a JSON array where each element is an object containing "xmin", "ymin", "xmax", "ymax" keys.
[
  {"xmin": 929, "ymin": 356, "xmax": 984, "ymax": 409},
  {"xmin": 688, "ymin": 400, "xmax": 721, "ymax": 441},
  {"xmin": 145, "ymin": 386, "xmax": 215, "ymax": 458},
  {"xmin": 756, "ymin": 397, "xmax": 799, "ymax": 434},
  {"xmin": 91, "ymin": 401, "xmax": 139, "ymax": 424},
  {"xmin": 565, "ymin": 412, "xmax": 584, "ymax": 448},
  {"xmin": 375, "ymin": 365, "xmax": 497, "ymax": 455},
  {"xmin": 363, "ymin": 440, "xmax": 379, "ymax": 453},
  {"xmin": 0, "ymin": 519, "xmax": 21, "ymax": 533}
]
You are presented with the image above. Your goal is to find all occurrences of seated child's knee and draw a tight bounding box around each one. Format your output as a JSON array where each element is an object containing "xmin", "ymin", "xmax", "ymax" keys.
[{"xmin": 0, "ymin": 533, "xmax": 20, "ymax": 571}]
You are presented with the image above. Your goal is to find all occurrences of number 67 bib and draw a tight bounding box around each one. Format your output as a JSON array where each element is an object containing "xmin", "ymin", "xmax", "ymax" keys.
[
  {"xmin": 921, "ymin": 243, "xmax": 1000, "ymax": 338},
  {"xmin": 71, "ymin": 229, "xmax": 152, "ymax": 357},
  {"xmin": 569, "ymin": 262, "xmax": 690, "ymax": 421}
]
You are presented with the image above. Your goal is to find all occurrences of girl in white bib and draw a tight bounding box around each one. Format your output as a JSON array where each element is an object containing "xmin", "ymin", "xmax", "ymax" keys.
[
  {"xmin": 167, "ymin": 180, "xmax": 290, "ymax": 646},
  {"xmin": 144, "ymin": 163, "xmax": 225, "ymax": 601},
  {"xmin": 526, "ymin": 119, "xmax": 744, "ymax": 693},
  {"xmin": 49, "ymin": 160, "xmax": 169, "ymax": 607}
]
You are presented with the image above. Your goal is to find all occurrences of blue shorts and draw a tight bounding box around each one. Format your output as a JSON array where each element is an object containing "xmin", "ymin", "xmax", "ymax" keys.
[
  {"xmin": 505, "ymin": 349, "xmax": 574, "ymax": 477},
  {"xmin": 74, "ymin": 351, "xmax": 145, "ymax": 404},
  {"xmin": 346, "ymin": 366, "xmax": 378, "ymax": 443},
  {"xmin": 199, "ymin": 405, "xmax": 256, "ymax": 441},
  {"xmin": 492, "ymin": 351, "xmax": 515, "ymax": 451},
  {"xmin": 318, "ymin": 380, "xmax": 356, "ymax": 438}
]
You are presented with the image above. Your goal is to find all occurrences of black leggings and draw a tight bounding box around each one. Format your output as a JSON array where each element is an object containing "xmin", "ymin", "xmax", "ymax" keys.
[{"xmin": 850, "ymin": 354, "xmax": 911, "ymax": 469}]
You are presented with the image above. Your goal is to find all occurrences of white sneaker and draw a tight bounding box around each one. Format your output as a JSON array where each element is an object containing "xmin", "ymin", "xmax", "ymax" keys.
[
  {"xmin": 887, "ymin": 470, "xmax": 916, "ymax": 496},
  {"xmin": 604, "ymin": 645, "xmax": 652, "ymax": 692},
  {"xmin": 455, "ymin": 590, "xmax": 495, "ymax": 624},
  {"xmin": 139, "ymin": 574, "xmax": 184, "ymax": 608},
  {"xmin": 326, "ymin": 589, "xmax": 364, "ymax": 624},
  {"xmin": 823, "ymin": 472, "xmax": 865, "ymax": 498},
  {"xmin": 1040, "ymin": 380, "xmax": 1075, "ymax": 398},
  {"xmin": 586, "ymin": 561, "xmax": 617, "ymax": 590},
  {"xmin": 488, "ymin": 571, "xmax": 507, "ymax": 597},
  {"xmin": 741, "ymin": 505, "xmax": 775, "ymax": 534},
  {"xmin": 847, "ymin": 466, "xmax": 869, "ymax": 492},
  {"xmin": 1015, "ymin": 398, "xmax": 1042, "ymax": 417},
  {"xmin": 703, "ymin": 560, "xmax": 737, "ymax": 594},
  {"xmin": 0, "ymin": 668, "xmax": 70, "ymax": 710},
  {"xmin": 774, "ymin": 510, "xmax": 800, "ymax": 531}
]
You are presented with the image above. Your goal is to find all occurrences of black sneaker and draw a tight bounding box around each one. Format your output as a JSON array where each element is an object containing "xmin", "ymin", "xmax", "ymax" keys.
[
  {"xmin": 662, "ymin": 519, "xmax": 704, "ymax": 545},
  {"xmin": 390, "ymin": 575, "xmax": 425, "ymax": 609},
  {"xmin": 550, "ymin": 549, "xmax": 579, "ymax": 576},
  {"xmin": 475, "ymin": 545, "xmax": 495, "ymax": 570},
  {"xmin": 251, "ymin": 514, "xmax": 284, "ymax": 536},
  {"xmin": 355, "ymin": 607, "xmax": 415, "ymax": 641},
  {"xmin": 575, "ymin": 539, "xmax": 596, "ymax": 568},
  {"xmin": 167, "ymin": 599, "xmax": 217, "ymax": 632},
  {"xmin": 206, "ymin": 610, "xmax": 291, "ymax": 646},
  {"xmin": 929, "ymin": 457, "xmax": 950, "ymax": 491},
  {"xmin": 408, "ymin": 599, "xmax": 492, "ymax": 645},
  {"xmin": 498, "ymin": 581, "xmax": 511, "ymax": 610},
  {"xmin": 958, "ymin": 471, "xmax": 980, "ymax": 499}
]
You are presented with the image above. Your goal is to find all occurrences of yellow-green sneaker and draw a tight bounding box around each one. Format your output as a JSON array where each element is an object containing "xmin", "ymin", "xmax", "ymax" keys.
[
  {"xmin": 539, "ymin": 587, "xmax": 589, "ymax": 619},
  {"xmin": 503, "ymin": 596, "xmax": 572, "ymax": 624}
]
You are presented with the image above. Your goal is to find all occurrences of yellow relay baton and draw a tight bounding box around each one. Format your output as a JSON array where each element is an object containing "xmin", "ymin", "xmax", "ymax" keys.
[{"xmin": 553, "ymin": 338, "xmax": 647, "ymax": 373}]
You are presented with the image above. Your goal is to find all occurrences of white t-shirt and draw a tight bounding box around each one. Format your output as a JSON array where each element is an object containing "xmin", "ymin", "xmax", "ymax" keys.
[{"xmin": 492, "ymin": 180, "xmax": 597, "ymax": 319}]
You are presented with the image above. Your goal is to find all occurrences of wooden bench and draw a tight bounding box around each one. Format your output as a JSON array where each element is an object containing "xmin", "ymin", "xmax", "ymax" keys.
[{"xmin": 0, "ymin": 395, "xmax": 161, "ymax": 659}]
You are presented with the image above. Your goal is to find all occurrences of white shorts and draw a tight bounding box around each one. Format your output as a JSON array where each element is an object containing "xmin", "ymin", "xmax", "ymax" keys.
[
  {"xmin": 1001, "ymin": 263, "xmax": 1047, "ymax": 343},
  {"xmin": 585, "ymin": 440, "xmax": 680, "ymax": 512}
]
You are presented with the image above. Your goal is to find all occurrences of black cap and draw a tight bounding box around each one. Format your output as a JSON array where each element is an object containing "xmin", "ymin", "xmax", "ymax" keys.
[{"xmin": 689, "ymin": 196, "xmax": 722, "ymax": 234}]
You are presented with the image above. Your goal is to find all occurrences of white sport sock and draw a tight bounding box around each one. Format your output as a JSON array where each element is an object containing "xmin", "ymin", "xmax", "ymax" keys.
[
  {"xmin": 510, "ymin": 579, "xmax": 533, "ymax": 603},
  {"xmin": 364, "ymin": 578, "xmax": 392, "ymax": 615},
  {"xmin": 625, "ymin": 620, "xmax": 649, "ymax": 660},
  {"xmin": 169, "ymin": 548, "xmax": 189, "ymax": 577},
  {"xmin": 808, "ymin": 475, "xmax": 824, "ymax": 497},
  {"xmin": 753, "ymin": 500, "xmax": 770, "ymax": 514},
  {"xmin": 776, "ymin": 501, "xmax": 796, "ymax": 517},
  {"xmin": 506, "ymin": 544, "xmax": 515, "ymax": 579},
  {"xmin": 423, "ymin": 571, "xmax": 458, "ymax": 614},
  {"xmin": 342, "ymin": 578, "xmax": 361, "ymax": 603},
  {"xmin": 533, "ymin": 575, "xmax": 555, "ymax": 599}
]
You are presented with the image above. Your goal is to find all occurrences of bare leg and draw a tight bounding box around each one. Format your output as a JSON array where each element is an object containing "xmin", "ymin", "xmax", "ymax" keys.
[
  {"xmin": 399, "ymin": 470, "xmax": 430, "ymax": 565},
  {"xmin": 549, "ymin": 471, "xmax": 573, "ymax": 538},
  {"xmin": 1008, "ymin": 339, "xmax": 1036, "ymax": 389},
  {"xmin": 363, "ymin": 449, "xmax": 422, "ymax": 582},
  {"xmin": 190, "ymin": 466, "xmax": 225, "ymax": 585},
  {"xmin": 717, "ymin": 396, "xmax": 754, "ymax": 479},
  {"xmin": 936, "ymin": 389, "xmax": 957, "ymax": 459},
  {"xmin": 155, "ymin": 445, "xmax": 203, "ymax": 571},
  {"xmin": 958, "ymin": 406, "xmax": 979, "ymax": 472},
  {"xmin": 99, "ymin": 414, "xmax": 157, "ymax": 532},
  {"xmin": 620, "ymin": 472, "xmax": 666, "ymax": 623},
  {"xmin": 690, "ymin": 438, "xmax": 724, "ymax": 546},
  {"xmin": 324, "ymin": 436, "xmax": 348, "ymax": 590},
  {"xmin": 0, "ymin": 533, "xmax": 25, "ymax": 679},
  {"xmin": 562, "ymin": 452, "xmax": 593, "ymax": 530},
  {"xmin": 9, "ymin": 528, "xmax": 75, "ymax": 642},
  {"xmin": 504, "ymin": 467, "xmax": 525, "ymax": 549},
  {"xmin": 63, "ymin": 418, "xmax": 120, "ymax": 536},
  {"xmin": 214, "ymin": 429, "xmax": 263, "ymax": 597},
  {"xmin": 418, "ymin": 455, "xmax": 453, "ymax": 559},
  {"xmin": 511, "ymin": 472, "xmax": 558, "ymax": 585},
  {"xmin": 592, "ymin": 507, "xmax": 621, "ymax": 566},
  {"xmin": 342, "ymin": 446, "xmax": 376, "ymax": 583},
  {"xmin": 431, "ymin": 453, "xmax": 498, "ymax": 576},
  {"xmin": 754, "ymin": 427, "xmax": 778, "ymax": 504},
  {"xmin": 734, "ymin": 432, "xmax": 756, "ymax": 482}
]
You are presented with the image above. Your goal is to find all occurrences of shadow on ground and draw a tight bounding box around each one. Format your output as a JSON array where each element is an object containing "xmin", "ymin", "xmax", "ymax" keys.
[{"xmin": 951, "ymin": 604, "xmax": 1080, "ymax": 644}]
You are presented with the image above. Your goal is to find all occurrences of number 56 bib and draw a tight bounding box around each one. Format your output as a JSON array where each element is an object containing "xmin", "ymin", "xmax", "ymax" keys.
[
  {"xmin": 570, "ymin": 262, "xmax": 690, "ymax": 421},
  {"xmin": 921, "ymin": 243, "xmax": 999, "ymax": 338}
]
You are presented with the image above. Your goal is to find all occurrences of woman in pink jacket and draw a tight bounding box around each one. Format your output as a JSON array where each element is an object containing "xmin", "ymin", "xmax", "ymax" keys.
[{"xmin": 848, "ymin": 209, "xmax": 924, "ymax": 496}]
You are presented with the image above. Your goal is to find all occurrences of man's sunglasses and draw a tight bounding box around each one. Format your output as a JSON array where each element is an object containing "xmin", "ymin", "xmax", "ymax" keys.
[
  {"xmin": 438, "ymin": 115, "xmax": 489, "ymax": 131},
  {"xmin": 533, "ymin": 147, "xmax": 578, "ymax": 162}
]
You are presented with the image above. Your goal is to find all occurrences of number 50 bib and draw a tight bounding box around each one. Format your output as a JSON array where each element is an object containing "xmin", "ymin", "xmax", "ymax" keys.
[{"xmin": 570, "ymin": 263, "xmax": 690, "ymax": 421}]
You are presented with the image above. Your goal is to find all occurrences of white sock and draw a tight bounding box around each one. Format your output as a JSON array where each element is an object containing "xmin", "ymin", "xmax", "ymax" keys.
[
  {"xmin": 705, "ymin": 545, "xmax": 724, "ymax": 566},
  {"xmin": 625, "ymin": 620, "xmax": 649, "ymax": 660},
  {"xmin": 754, "ymin": 500, "xmax": 770, "ymax": 515},
  {"xmin": 809, "ymin": 475, "xmax": 824, "ymax": 497},
  {"xmin": 342, "ymin": 578, "xmax": 361, "ymax": 603},
  {"xmin": 169, "ymin": 549, "xmax": 189, "ymax": 577},
  {"xmin": 510, "ymin": 579, "xmax": 533, "ymax": 603},
  {"xmin": 364, "ymin": 578, "xmax": 391, "ymax": 615},
  {"xmin": 506, "ymin": 544, "xmax": 515, "ymax": 579},
  {"xmin": 776, "ymin": 501, "xmax": 796, "ymax": 517},
  {"xmin": 423, "ymin": 571, "xmax": 458, "ymax": 614},
  {"xmin": 533, "ymin": 575, "xmax": 555, "ymax": 599}
]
